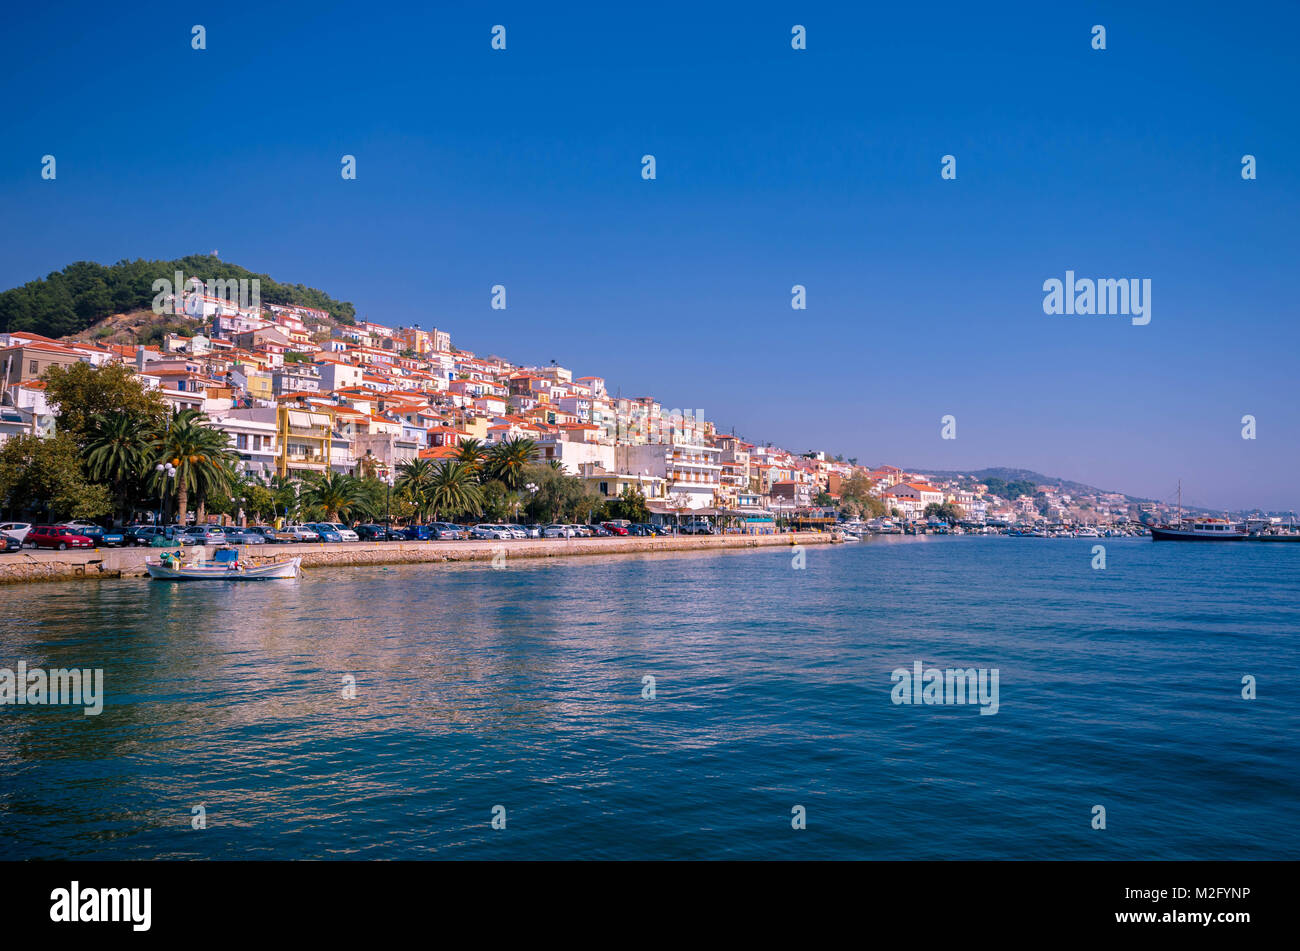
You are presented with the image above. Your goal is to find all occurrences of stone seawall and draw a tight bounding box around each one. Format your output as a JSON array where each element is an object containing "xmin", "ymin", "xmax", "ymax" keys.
[{"xmin": 0, "ymin": 532, "xmax": 836, "ymax": 585}]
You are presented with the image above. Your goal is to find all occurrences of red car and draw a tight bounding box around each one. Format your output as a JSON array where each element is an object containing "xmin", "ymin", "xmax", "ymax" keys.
[
  {"xmin": 601, "ymin": 522, "xmax": 630, "ymax": 536},
  {"xmin": 24, "ymin": 525, "xmax": 94, "ymax": 550}
]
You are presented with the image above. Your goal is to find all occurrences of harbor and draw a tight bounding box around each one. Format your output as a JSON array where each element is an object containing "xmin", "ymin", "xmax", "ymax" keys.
[
  {"xmin": 3, "ymin": 535, "xmax": 1295, "ymax": 861},
  {"xmin": 0, "ymin": 530, "xmax": 835, "ymax": 585}
]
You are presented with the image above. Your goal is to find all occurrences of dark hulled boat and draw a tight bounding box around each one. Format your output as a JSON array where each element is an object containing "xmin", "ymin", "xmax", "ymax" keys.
[
  {"xmin": 1149, "ymin": 520, "xmax": 1247, "ymax": 541},
  {"xmin": 1148, "ymin": 482, "xmax": 1247, "ymax": 541}
]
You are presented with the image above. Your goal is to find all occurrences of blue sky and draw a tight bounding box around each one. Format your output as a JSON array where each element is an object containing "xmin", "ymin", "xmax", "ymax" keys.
[{"xmin": 2, "ymin": 2, "xmax": 1297, "ymax": 509}]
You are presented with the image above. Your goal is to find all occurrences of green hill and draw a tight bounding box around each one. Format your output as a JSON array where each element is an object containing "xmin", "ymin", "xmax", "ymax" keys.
[{"xmin": 0, "ymin": 254, "xmax": 355, "ymax": 338}]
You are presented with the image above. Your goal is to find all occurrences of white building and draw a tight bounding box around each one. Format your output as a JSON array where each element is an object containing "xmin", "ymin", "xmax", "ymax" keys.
[
  {"xmin": 616, "ymin": 441, "xmax": 722, "ymax": 510},
  {"xmin": 207, "ymin": 412, "xmax": 279, "ymax": 480},
  {"xmin": 315, "ymin": 359, "xmax": 364, "ymax": 392}
]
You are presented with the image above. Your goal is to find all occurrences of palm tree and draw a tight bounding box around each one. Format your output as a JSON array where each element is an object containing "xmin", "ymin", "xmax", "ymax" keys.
[
  {"xmin": 190, "ymin": 426, "xmax": 239, "ymax": 523},
  {"xmin": 85, "ymin": 413, "xmax": 150, "ymax": 523},
  {"xmin": 485, "ymin": 437, "xmax": 537, "ymax": 490},
  {"xmin": 150, "ymin": 409, "xmax": 238, "ymax": 525},
  {"xmin": 427, "ymin": 460, "xmax": 483, "ymax": 522},
  {"xmin": 455, "ymin": 438, "xmax": 486, "ymax": 470},
  {"xmin": 268, "ymin": 474, "xmax": 301, "ymax": 523},
  {"xmin": 301, "ymin": 471, "xmax": 366, "ymax": 523},
  {"xmin": 395, "ymin": 458, "xmax": 436, "ymax": 521}
]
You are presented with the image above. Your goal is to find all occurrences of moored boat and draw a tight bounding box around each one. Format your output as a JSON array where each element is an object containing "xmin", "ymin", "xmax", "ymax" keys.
[
  {"xmin": 1246, "ymin": 530, "xmax": 1300, "ymax": 542},
  {"xmin": 146, "ymin": 548, "xmax": 301, "ymax": 580},
  {"xmin": 1149, "ymin": 521, "xmax": 1247, "ymax": 541},
  {"xmin": 1149, "ymin": 482, "xmax": 1248, "ymax": 541}
]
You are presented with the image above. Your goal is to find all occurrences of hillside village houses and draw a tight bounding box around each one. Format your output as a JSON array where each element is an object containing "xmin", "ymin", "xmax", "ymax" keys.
[{"xmin": 0, "ymin": 290, "xmax": 1147, "ymax": 528}]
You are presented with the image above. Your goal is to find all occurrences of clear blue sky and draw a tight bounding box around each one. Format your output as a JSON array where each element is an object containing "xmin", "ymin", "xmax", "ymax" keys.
[{"xmin": 2, "ymin": 2, "xmax": 1297, "ymax": 510}]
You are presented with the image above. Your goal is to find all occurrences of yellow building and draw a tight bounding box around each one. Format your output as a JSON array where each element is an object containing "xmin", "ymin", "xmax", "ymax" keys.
[
  {"xmin": 236, "ymin": 365, "xmax": 274, "ymax": 402},
  {"xmin": 276, "ymin": 404, "xmax": 333, "ymax": 478}
]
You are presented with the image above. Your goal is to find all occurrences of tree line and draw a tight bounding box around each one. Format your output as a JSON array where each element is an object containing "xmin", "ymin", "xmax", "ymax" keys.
[{"xmin": 0, "ymin": 254, "xmax": 356, "ymax": 339}]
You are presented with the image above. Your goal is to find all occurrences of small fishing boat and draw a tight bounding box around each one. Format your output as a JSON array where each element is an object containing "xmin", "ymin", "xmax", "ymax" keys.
[{"xmin": 146, "ymin": 547, "xmax": 301, "ymax": 580}]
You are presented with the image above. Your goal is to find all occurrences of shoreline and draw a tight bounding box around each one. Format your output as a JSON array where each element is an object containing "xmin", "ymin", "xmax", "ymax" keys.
[{"xmin": 0, "ymin": 531, "xmax": 837, "ymax": 585}]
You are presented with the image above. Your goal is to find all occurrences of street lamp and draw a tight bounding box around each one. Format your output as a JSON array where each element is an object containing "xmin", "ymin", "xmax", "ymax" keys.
[
  {"xmin": 384, "ymin": 471, "xmax": 395, "ymax": 535},
  {"xmin": 518, "ymin": 481, "xmax": 538, "ymax": 525},
  {"xmin": 155, "ymin": 462, "xmax": 176, "ymax": 526}
]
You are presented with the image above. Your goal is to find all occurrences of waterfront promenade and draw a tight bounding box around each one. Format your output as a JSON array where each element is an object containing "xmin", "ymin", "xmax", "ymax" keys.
[{"xmin": 0, "ymin": 531, "xmax": 835, "ymax": 585}]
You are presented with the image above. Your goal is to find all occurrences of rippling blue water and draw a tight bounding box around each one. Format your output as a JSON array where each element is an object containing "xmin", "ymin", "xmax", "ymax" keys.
[{"xmin": 1, "ymin": 536, "xmax": 1296, "ymax": 859}]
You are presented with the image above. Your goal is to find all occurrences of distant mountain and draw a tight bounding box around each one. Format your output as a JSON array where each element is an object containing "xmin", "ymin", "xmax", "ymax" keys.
[
  {"xmin": 912, "ymin": 467, "xmax": 1157, "ymax": 503},
  {"xmin": 0, "ymin": 254, "xmax": 356, "ymax": 339}
]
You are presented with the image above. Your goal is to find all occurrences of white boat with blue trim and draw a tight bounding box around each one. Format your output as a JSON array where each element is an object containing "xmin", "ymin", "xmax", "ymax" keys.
[{"xmin": 146, "ymin": 548, "xmax": 301, "ymax": 580}]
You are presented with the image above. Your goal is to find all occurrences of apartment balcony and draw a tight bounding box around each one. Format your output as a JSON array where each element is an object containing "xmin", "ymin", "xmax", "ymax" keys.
[
  {"xmin": 284, "ymin": 452, "xmax": 329, "ymax": 469},
  {"xmin": 667, "ymin": 472, "xmax": 719, "ymax": 486}
]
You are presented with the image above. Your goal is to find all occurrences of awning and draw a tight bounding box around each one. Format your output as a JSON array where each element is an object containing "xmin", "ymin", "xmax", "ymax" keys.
[{"xmin": 287, "ymin": 410, "xmax": 330, "ymax": 428}]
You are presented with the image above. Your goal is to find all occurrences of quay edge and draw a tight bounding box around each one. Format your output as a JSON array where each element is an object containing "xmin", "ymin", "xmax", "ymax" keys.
[{"xmin": 0, "ymin": 532, "xmax": 836, "ymax": 586}]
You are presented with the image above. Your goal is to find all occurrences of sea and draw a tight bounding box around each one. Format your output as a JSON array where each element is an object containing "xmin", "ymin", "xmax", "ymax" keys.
[{"xmin": 1, "ymin": 536, "xmax": 1296, "ymax": 859}]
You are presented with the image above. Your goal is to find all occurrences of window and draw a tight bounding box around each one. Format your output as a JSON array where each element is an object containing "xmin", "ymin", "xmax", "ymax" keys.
[
  {"xmin": 236, "ymin": 434, "xmax": 248, "ymax": 449},
  {"xmin": 29, "ymin": 360, "xmax": 38, "ymax": 374},
  {"xmin": 599, "ymin": 482, "xmax": 609, "ymax": 495}
]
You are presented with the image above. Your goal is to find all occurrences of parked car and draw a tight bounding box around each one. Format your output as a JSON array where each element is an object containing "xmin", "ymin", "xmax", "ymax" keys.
[
  {"xmin": 520, "ymin": 524, "xmax": 543, "ymax": 538},
  {"xmin": 283, "ymin": 525, "xmax": 322, "ymax": 543},
  {"xmin": 316, "ymin": 522, "xmax": 359, "ymax": 542},
  {"xmin": 649, "ymin": 524, "xmax": 674, "ymax": 536},
  {"xmin": 503, "ymin": 524, "xmax": 528, "ymax": 539},
  {"xmin": 125, "ymin": 524, "xmax": 153, "ymax": 545},
  {"xmin": 62, "ymin": 523, "xmax": 126, "ymax": 547},
  {"xmin": 355, "ymin": 524, "xmax": 396, "ymax": 541},
  {"xmin": 0, "ymin": 522, "xmax": 32, "ymax": 544},
  {"xmin": 471, "ymin": 523, "xmax": 513, "ymax": 540},
  {"xmin": 177, "ymin": 525, "xmax": 227, "ymax": 546},
  {"xmin": 24, "ymin": 525, "xmax": 94, "ymax": 550},
  {"xmin": 590, "ymin": 525, "xmax": 613, "ymax": 536},
  {"xmin": 306, "ymin": 523, "xmax": 344, "ymax": 542},
  {"xmin": 429, "ymin": 522, "xmax": 467, "ymax": 540},
  {"xmin": 601, "ymin": 522, "xmax": 629, "ymax": 536},
  {"xmin": 680, "ymin": 520, "xmax": 717, "ymax": 535},
  {"xmin": 543, "ymin": 524, "xmax": 576, "ymax": 538},
  {"xmin": 247, "ymin": 526, "xmax": 293, "ymax": 543},
  {"xmin": 627, "ymin": 523, "xmax": 654, "ymax": 536},
  {"xmin": 127, "ymin": 525, "xmax": 173, "ymax": 545},
  {"xmin": 223, "ymin": 528, "xmax": 267, "ymax": 545},
  {"xmin": 128, "ymin": 524, "xmax": 187, "ymax": 545},
  {"xmin": 1, "ymin": 535, "xmax": 21, "ymax": 553}
]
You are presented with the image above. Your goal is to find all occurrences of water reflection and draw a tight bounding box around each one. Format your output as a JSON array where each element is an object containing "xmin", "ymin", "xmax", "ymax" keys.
[{"xmin": 1, "ymin": 540, "xmax": 1296, "ymax": 859}]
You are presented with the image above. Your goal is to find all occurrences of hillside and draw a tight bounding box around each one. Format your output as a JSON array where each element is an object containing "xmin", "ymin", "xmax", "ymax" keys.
[
  {"xmin": 915, "ymin": 467, "xmax": 1156, "ymax": 503},
  {"xmin": 61, "ymin": 307, "xmax": 205, "ymax": 348},
  {"xmin": 0, "ymin": 254, "xmax": 356, "ymax": 339}
]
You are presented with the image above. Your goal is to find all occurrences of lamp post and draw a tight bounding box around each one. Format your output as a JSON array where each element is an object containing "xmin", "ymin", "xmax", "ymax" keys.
[
  {"xmin": 155, "ymin": 462, "xmax": 176, "ymax": 527},
  {"xmin": 518, "ymin": 481, "xmax": 538, "ymax": 526},
  {"xmin": 384, "ymin": 471, "xmax": 394, "ymax": 535}
]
